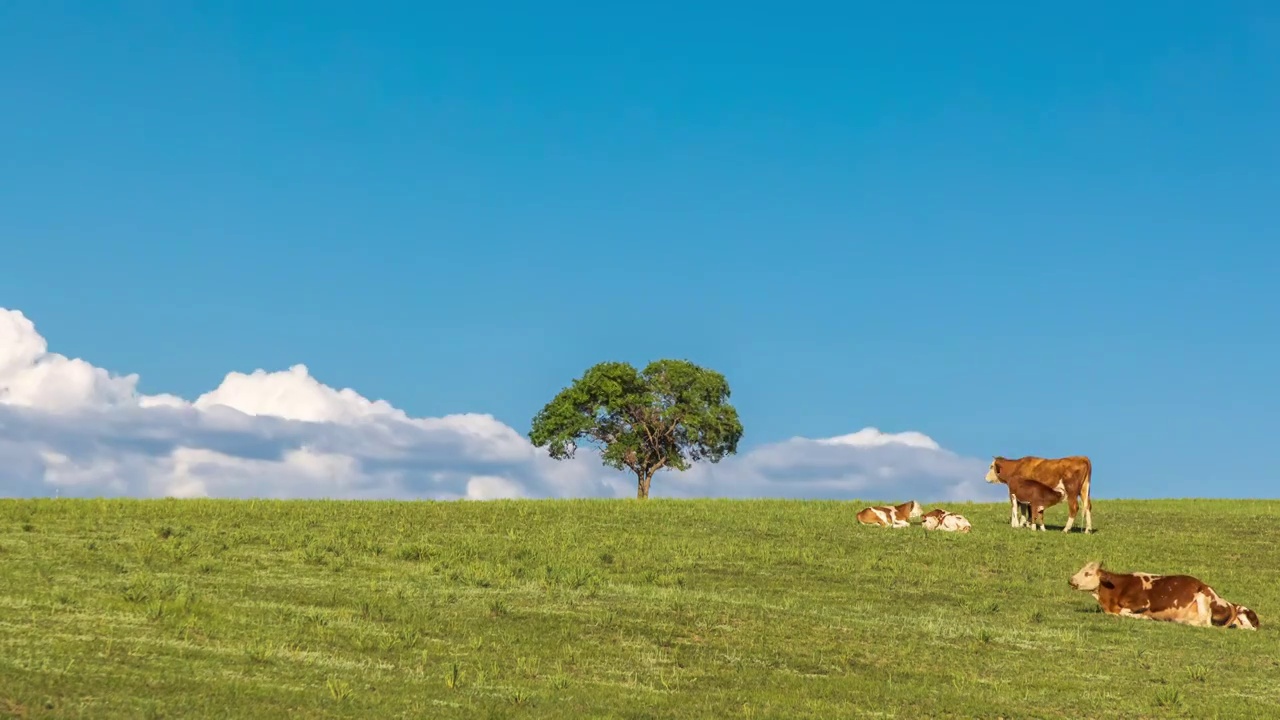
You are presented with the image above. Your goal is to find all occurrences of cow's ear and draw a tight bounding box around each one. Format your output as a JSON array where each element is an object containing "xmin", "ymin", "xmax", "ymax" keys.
[{"xmin": 1099, "ymin": 577, "xmax": 1115, "ymax": 589}]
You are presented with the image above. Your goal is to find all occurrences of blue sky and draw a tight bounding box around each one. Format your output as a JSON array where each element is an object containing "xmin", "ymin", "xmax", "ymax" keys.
[{"xmin": 2, "ymin": 2, "xmax": 1277, "ymax": 499}]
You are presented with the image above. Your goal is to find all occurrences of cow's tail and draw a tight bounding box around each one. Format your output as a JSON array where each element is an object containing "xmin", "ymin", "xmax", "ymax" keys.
[{"xmin": 1082, "ymin": 457, "xmax": 1092, "ymax": 511}]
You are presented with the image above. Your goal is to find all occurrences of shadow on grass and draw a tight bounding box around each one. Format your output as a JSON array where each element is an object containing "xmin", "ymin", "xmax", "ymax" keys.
[{"xmin": 1004, "ymin": 523, "xmax": 1101, "ymax": 534}]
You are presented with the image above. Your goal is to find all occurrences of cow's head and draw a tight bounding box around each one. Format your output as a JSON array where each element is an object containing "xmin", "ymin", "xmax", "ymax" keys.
[
  {"xmin": 1229, "ymin": 604, "xmax": 1260, "ymax": 630},
  {"xmin": 1068, "ymin": 561, "xmax": 1104, "ymax": 591},
  {"xmin": 985, "ymin": 457, "xmax": 1007, "ymax": 484},
  {"xmin": 1212, "ymin": 599, "xmax": 1260, "ymax": 630},
  {"xmin": 1237, "ymin": 605, "xmax": 1260, "ymax": 630},
  {"xmin": 905, "ymin": 500, "xmax": 923, "ymax": 519}
]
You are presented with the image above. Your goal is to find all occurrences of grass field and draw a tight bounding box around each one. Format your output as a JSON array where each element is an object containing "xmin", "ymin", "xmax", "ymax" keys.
[{"xmin": 1, "ymin": 497, "xmax": 1277, "ymax": 719}]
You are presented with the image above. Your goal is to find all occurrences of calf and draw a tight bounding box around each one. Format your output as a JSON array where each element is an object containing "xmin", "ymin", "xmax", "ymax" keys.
[
  {"xmin": 1068, "ymin": 561, "xmax": 1259, "ymax": 630},
  {"xmin": 985, "ymin": 455, "xmax": 1093, "ymax": 533},
  {"xmin": 993, "ymin": 474, "xmax": 1067, "ymax": 531},
  {"xmin": 921, "ymin": 509, "xmax": 972, "ymax": 533},
  {"xmin": 856, "ymin": 500, "xmax": 922, "ymax": 528}
]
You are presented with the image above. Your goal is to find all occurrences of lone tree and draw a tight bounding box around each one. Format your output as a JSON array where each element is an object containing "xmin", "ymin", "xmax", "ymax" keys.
[{"xmin": 529, "ymin": 359, "xmax": 744, "ymax": 499}]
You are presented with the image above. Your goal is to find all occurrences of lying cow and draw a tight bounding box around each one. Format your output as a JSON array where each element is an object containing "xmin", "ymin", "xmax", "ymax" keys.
[
  {"xmin": 856, "ymin": 500, "xmax": 922, "ymax": 528},
  {"xmin": 921, "ymin": 508, "xmax": 972, "ymax": 533},
  {"xmin": 985, "ymin": 455, "xmax": 1093, "ymax": 533},
  {"xmin": 1068, "ymin": 561, "xmax": 1258, "ymax": 630}
]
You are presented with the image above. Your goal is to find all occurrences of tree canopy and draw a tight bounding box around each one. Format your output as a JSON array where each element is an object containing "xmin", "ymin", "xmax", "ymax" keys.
[{"xmin": 528, "ymin": 359, "xmax": 743, "ymax": 499}]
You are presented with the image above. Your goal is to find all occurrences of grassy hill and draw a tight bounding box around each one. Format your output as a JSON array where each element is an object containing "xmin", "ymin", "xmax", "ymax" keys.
[{"xmin": 1, "ymin": 497, "xmax": 1277, "ymax": 719}]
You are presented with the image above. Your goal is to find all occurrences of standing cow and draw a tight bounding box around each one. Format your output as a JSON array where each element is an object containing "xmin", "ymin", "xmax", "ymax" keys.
[{"xmin": 985, "ymin": 455, "xmax": 1093, "ymax": 533}]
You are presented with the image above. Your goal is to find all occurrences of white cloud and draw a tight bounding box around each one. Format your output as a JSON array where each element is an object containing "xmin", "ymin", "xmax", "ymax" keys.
[
  {"xmin": 0, "ymin": 309, "xmax": 141, "ymax": 410},
  {"xmin": 654, "ymin": 432, "xmax": 1000, "ymax": 502},
  {"xmin": 0, "ymin": 307, "xmax": 1002, "ymax": 504}
]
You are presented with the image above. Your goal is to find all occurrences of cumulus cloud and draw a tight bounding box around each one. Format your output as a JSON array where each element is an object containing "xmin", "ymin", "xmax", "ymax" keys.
[{"xmin": 0, "ymin": 308, "xmax": 1002, "ymax": 503}]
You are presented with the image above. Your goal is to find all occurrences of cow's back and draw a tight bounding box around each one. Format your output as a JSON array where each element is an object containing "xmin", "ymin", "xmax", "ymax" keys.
[
  {"xmin": 856, "ymin": 506, "xmax": 889, "ymax": 526},
  {"xmin": 1004, "ymin": 455, "xmax": 1091, "ymax": 495},
  {"xmin": 1146, "ymin": 575, "xmax": 1212, "ymax": 612}
]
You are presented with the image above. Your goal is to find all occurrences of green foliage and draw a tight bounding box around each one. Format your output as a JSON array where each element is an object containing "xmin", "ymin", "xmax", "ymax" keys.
[
  {"xmin": 1, "ymin": 498, "xmax": 1278, "ymax": 718},
  {"xmin": 528, "ymin": 359, "xmax": 744, "ymax": 498}
]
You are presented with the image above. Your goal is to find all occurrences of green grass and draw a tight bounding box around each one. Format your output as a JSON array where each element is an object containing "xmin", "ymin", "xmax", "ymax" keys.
[{"xmin": 1, "ymin": 498, "xmax": 1277, "ymax": 719}]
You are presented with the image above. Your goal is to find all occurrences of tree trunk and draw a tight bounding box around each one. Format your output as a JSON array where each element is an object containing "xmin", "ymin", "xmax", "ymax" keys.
[{"xmin": 636, "ymin": 470, "xmax": 653, "ymax": 499}]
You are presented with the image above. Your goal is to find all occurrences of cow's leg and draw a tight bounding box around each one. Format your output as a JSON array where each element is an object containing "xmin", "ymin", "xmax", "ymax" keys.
[
  {"xmin": 1015, "ymin": 498, "xmax": 1032, "ymax": 529},
  {"xmin": 1194, "ymin": 594, "xmax": 1213, "ymax": 627},
  {"xmin": 1062, "ymin": 494, "xmax": 1078, "ymax": 533},
  {"xmin": 1010, "ymin": 494, "xmax": 1031, "ymax": 528}
]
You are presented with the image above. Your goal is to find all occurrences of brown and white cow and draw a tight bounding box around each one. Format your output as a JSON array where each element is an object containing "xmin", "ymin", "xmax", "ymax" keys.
[
  {"xmin": 1068, "ymin": 561, "xmax": 1258, "ymax": 630},
  {"xmin": 986, "ymin": 455, "xmax": 1093, "ymax": 533},
  {"xmin": 856, "ymin": 500, "xmax": 922, "ymax": 528},
  {"xmin": 921, "ymin": 508, "xmax": 972, "ymax": 533},
  {"xmin": 995, "ymin": 474, "xmax": 1067, "ymax": 532}
]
